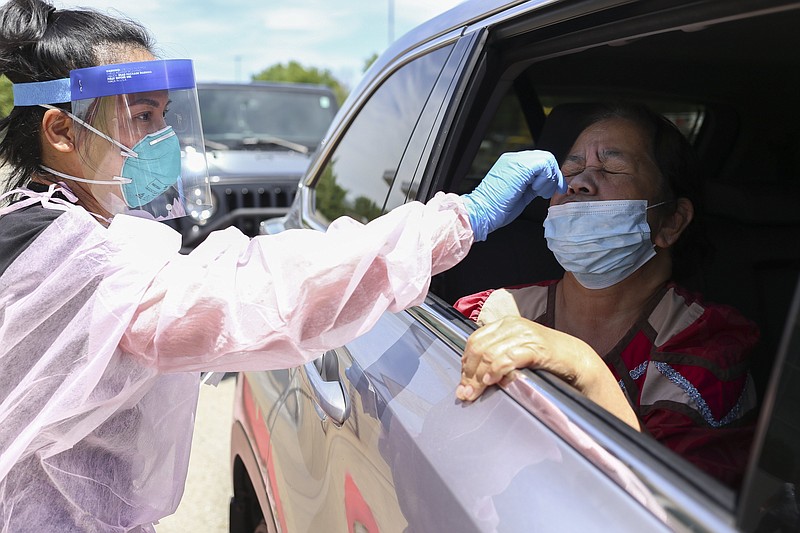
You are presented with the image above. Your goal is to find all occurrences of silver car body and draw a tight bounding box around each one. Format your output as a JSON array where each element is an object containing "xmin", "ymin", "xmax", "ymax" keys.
[{"xmin": 230, "ymin": 1, "xmax": 800, "ymax": 531}]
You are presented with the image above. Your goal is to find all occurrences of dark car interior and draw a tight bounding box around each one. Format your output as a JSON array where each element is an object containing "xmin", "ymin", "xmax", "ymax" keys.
[{"xmin": 430, "ymin": 0, "xmax": 799, "ymax": 506}]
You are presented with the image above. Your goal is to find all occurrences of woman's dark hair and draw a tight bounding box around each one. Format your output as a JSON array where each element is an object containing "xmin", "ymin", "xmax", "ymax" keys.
[
  {"xmin": 0, "ymin": 0, "xmax": 154, "ymax": 192},
  {"xmin": 585, "ymin": 102, "xmax": 711, "ymax": 282}
]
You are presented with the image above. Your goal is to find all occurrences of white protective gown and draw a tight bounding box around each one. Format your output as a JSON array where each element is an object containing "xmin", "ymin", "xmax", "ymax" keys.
[{"xmin": 0, "ymin": 190, "xmax": 473, "ymax": 532}]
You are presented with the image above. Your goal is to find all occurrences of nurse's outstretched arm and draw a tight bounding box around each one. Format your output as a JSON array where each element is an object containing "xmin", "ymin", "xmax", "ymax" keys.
[{"xmin": 121, "ymin": 151, "xmax": 564, "ymax": 372}]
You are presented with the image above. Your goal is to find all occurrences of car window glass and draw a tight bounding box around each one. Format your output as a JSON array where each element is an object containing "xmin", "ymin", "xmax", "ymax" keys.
[
  {"xmin": 313, "ymin": 45, "xmax": 454, "ymax": 225},
  {"xmin": 198, "ymin": 88, "xmax": 337, "ymax": 150}
]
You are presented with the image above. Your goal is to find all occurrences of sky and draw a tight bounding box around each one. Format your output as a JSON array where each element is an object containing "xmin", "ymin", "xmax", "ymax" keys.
[{"xmin": 57, "ymin": 0, "xmax": 465, "ymax": 90}]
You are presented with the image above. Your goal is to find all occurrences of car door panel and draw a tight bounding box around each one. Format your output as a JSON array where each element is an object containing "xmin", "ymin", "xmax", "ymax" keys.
[{"xmin": 256, "ymin": 302, "xmax": 675, "ymax": 531}]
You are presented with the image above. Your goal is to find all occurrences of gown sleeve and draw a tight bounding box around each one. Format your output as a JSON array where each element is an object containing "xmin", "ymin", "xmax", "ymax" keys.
[{"xmin": 120, "ymin": 192, "xmax": 474, "ymax": 372}]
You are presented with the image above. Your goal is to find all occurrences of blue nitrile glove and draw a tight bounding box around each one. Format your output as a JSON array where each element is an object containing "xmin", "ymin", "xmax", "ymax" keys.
[{"xmin": 462, "ymin": 150, "xmax": 565, "ymax": 242}]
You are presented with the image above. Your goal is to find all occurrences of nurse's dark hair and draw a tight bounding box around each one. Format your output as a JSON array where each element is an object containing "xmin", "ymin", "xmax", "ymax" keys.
[
  {"xmin": 584, "ymin": 102, "xmax": 711, "ymax": 282},
  {"xmin": 0, "ymin": 0, "xmax": 154, "ymax": 192}
]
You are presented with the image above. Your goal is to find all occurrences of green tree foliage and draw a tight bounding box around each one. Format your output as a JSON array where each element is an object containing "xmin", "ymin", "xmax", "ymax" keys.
[
  {"xmin": 252, "ymin": 61, "xmax": 348, "ymax": 106},
  {"xmin": 352, "ymin": 195, "xmax": 381, "ymax": 222},
  {"xmin": 0, "ymin": 76, "xmax": 13, "ymax": 118},
  {"xmin": 314, "ymin": 164, "xmax": 348, "ymax": 223},
  {"xmin": 362, "ymin": 53, "xmax": 379, "ymax": 74}
]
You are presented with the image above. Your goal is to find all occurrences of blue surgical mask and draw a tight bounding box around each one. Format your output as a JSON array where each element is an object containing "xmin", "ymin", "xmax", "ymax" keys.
[
  {"xmin": 543, "ymin": 200, "xmax": 665, "ymax": 289},
  {"xmin": 118, "ymin": 126, "xmax": 181, "ymax": 207}
]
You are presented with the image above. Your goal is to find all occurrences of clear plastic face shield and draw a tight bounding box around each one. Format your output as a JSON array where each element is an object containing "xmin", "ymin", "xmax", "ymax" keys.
[{"xmin": 13, "ymin": 59, "xmax": 212, "ymax": 221}]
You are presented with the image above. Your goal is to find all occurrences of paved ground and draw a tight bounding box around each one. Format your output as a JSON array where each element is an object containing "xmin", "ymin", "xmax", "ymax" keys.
[{"xmin": 156, "ymin": 375, "xmax": 237, "ymax": 533}]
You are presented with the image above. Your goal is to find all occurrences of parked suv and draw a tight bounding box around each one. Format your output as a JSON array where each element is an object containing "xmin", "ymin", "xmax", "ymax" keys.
[
  {"xmin": 230, "ymin": 1, "xmax": 800, "ymax": 532},
  {"xmin": 168, "ymin": 82, "xmax": 338, "ymax": 249}
]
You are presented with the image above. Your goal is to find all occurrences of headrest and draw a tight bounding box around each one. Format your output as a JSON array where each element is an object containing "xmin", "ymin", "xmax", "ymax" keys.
[{"xmin": 536, "ymin": 102, "xmax": 603, "ymax": 164}]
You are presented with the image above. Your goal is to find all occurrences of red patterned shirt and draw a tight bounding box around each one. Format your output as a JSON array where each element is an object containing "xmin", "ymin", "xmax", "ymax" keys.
[{"xmin": 455, "ymin": 281, "xmax": 759, "ymax": 488}]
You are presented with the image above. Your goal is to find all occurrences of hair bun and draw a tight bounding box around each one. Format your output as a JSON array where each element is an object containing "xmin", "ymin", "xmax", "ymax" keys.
[
  {"xmin": 0, "ymin": 0, "xmax": 56, "ymax": 46},
  {"xmin": 0, "ymin": 0, "xmax": 57, "ymax": 80}
]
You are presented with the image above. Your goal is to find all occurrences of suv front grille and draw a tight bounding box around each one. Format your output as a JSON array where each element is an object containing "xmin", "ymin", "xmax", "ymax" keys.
[
  {"xmin": 167, "ymin": 181, "xmax": 298, "ymax": 250},
  {"xmin": 218, "ymin": 184, "xmax": 296, "ymax": 237},
  {"xmin": 223, "ymin": 186, "xmax": 293, "ymax": 212}
]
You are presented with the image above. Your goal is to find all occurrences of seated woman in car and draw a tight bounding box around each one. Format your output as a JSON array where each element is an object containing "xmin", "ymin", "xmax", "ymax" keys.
[{"xmin": 454, "ymin": 102, "xmax": 758, "ymax": 488}]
